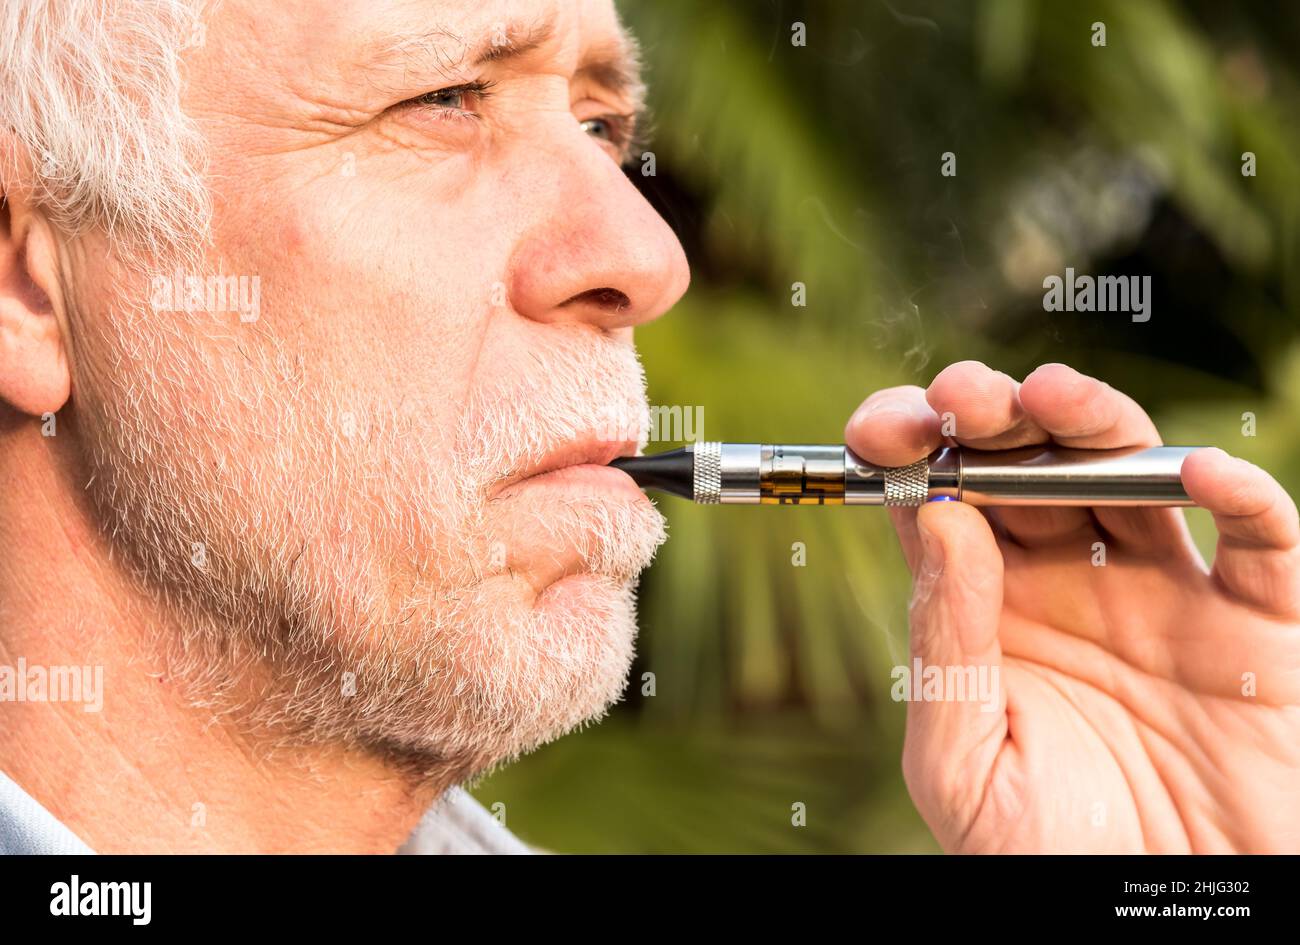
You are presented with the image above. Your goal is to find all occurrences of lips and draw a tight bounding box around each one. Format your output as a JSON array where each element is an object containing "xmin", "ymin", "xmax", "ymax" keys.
[{"xmin": 490, "ymin": 436, "xmax": 641, "ymax": 500}]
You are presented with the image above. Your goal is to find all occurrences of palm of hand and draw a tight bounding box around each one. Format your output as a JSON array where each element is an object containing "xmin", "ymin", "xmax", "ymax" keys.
[{"xmin": 951, "ymin": 519, "xmax": 1300, "ymax": 853}]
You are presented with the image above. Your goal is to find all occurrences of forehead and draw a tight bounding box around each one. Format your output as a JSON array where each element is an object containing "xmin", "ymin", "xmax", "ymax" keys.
[{"xmin": 214, "ymin": 0, "xmax": 628, "ymax": 78}]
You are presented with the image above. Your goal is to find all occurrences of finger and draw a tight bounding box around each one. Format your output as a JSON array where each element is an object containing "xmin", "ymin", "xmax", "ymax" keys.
[
  {"xmin": 844, "ymin": 385, "xmax": 942, "ymax": 468},
  {"xmin": 848, "ymin": 377, "xmax": 1080, "ymax": 549},
  {"xmin": 929, "ymin": 362, "xmax": 1094, "ymax": 545},
  {"xmin": 900, "ymin": 501, "xmax": 1009, "ymax": 846},
  {"xmin": 1017, "ymin": 363, "xmax": 1160, "ymax": 448},
  {"xmin": 925, "ymin": 360, "xmax": 1049, "ymax": 449},
  {"xmin": 1017, "ymin": 363, "xmax": 1188, "ymax": 550},
  {"xmin": 1182, "ymin": 448, "xmax": 1300, "ymax": 618}
]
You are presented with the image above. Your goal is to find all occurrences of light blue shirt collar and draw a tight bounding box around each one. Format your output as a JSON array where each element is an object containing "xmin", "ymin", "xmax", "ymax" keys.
[{"xmin": 0, "ymin": 770, "xmax": 530, "ymax": 854}]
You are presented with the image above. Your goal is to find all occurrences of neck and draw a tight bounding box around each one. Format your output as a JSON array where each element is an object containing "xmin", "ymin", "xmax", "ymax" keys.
[{"xmin": 0, "ymin": 414, "xmax": 448, "ymax": 853}]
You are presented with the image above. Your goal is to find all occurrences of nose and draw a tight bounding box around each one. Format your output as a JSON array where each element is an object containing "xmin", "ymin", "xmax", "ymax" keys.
[{"xmin": 507, "ymin": 135, "xmax": 690, "ymax": 331}]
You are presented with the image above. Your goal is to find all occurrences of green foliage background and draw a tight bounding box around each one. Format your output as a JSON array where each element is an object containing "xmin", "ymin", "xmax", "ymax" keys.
[{"xmin": 472, "ymin": 0, "xmax": 1300, "ymax": 852}]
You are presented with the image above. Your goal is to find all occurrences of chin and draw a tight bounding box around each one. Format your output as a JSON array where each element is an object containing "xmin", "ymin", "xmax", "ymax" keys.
[
  {"xmin": 466, "ymin": 493, "xmax": 665, "ymax": 743},
  {"xmin": 375, "ymin": 569, "xmax": 645, "ymax": 773}
]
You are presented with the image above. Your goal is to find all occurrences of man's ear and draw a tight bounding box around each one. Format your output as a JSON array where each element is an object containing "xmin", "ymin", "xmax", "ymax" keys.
[{"xmin": 0, "ymin": 189, "xmax": 70, "ymax": 416}]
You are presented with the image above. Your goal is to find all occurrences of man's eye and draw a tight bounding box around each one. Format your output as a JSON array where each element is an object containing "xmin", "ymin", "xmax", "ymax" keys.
[
  {"xmin": 580, "ymin": 117, "xmax": 615, "ymax": 141},
  {"xmin": 407, "ymin": 80, "xmax": 496, "ymax": 113},
  {"xmin": 581, "ymin": 114, "xmax": 636, "ymax": 150},
  {"xmin": 418, "ymin": 88, "xmax": 470, "ymax": 109},
  {"xmin": 579, "ymin": 113, "xmax": 641, "ymax": 165}
]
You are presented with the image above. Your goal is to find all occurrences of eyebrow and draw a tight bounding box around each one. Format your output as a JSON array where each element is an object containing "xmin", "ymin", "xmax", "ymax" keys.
[
  {"xmin": 467, "ymin": 15, "xmax": 557, "ymax": 66},
  {"xmin": 361, "ymin": 12, "xmax": 645, "ymax": 108},
  {"xmin": 359, "ymin": 13, "xmax": 555, "ymax": 83}
]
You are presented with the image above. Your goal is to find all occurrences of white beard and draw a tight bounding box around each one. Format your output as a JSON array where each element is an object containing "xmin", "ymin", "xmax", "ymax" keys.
[{"xmin": 73, "ymin": 302, "xmax": 666, "ymax": 781}]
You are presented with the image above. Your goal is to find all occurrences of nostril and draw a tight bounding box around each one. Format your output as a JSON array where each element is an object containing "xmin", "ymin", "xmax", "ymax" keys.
[{"xmin": 561, "ymin": 287, "xmax": 631, "ymax": 312}]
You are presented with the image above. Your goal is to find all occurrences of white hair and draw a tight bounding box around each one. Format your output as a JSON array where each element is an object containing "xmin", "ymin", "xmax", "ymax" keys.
[{"xmin": 0, "ymin": 0, "xmax": 211, "ymax": 267}]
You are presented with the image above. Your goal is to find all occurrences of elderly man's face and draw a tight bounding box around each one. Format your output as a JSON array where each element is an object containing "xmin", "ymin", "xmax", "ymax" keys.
[{"xmin": 65, "ymin": 0, "xmax": 688, "ymax": 777}]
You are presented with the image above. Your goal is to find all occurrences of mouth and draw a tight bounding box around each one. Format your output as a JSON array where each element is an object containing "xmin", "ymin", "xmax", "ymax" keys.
[{"xmin": 490, "ymin": 436, "xmax": 642, "ymax": 500}]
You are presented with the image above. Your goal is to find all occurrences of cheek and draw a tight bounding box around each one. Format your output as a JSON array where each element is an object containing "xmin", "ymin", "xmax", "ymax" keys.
[{"xmin": 219, "ymin": 207, "xmax": 508, "ymax": 405}]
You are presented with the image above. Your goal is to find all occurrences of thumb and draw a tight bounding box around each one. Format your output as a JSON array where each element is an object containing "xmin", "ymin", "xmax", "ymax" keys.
[{"xmin": 899, "ymin": 500, "xmax": 1009, "ymax": 846}]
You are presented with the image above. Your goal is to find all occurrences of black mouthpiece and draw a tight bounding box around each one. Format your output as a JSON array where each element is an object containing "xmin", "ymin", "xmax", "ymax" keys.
[{"xmin": 609, "ymin": 447, "xmax": 694, "ymax": 500}]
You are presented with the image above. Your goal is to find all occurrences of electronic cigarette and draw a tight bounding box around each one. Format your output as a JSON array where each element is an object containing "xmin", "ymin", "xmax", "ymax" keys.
[{"xmin": 610, "ymin": 443, "xmax": 1202, "ymax": 506}]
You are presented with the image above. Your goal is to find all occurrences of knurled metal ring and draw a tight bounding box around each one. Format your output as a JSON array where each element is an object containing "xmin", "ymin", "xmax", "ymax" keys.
[
  {"xmin": 693, "ymin": 441, "xmax": 722, "ymax": 504},
  {"xmin": 883, "ymin": 458, "xmax": 930, "ymax": 507}
]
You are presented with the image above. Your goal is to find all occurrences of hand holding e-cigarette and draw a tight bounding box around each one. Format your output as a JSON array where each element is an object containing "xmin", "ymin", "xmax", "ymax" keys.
[{"xmin": 675, "ymin": 361, "xmax": 1300, "ymax": 853}]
